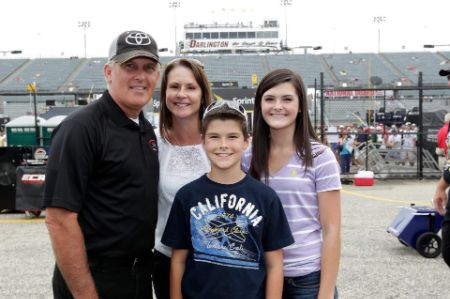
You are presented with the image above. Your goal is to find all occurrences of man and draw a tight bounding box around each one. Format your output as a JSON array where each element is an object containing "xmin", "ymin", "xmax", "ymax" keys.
[
  {"xmin": 436, "ymin": 69, "xmax": 450, "ymax": 169},
  {"xmin": 436, "ymin": 113, "xmax": 450, "ymax": 169},
  {"xmin": 401, "ymin": 122, "xmax": 417, "ymax": 166},
  {"xmin": 385, "ymin": 127, "xmax": 402, "ymax": 162},
  {"xmin": 432, "ymin": 69, "xmax": 450, "ymax": 268},
  {"xmin": 44, "ymin": 30, "xmax": 160, "ymax": 298},
  {"xmin": 433, "ymin": 165, "xmax": 450, "ymax": 268}
]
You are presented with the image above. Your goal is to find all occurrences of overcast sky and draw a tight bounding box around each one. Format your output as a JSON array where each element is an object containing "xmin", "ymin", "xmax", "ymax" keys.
[{"xmin": 1, "ymin": 0, "xmax": 448, "ymax": 58}]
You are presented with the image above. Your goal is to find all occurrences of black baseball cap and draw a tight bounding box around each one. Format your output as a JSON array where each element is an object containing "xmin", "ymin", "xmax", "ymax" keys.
[
  {"xmin": 439, "ymin": 69, "xmax": 450, "ymax": 77},
  {"xmin": 108, "ymin": 30, "xmax": 159, "ymax": 64}
]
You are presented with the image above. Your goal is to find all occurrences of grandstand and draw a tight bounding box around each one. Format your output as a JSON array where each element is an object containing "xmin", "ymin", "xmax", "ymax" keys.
[
  {"xmin": 69, "ymin": 57, "xmax": 108, "ymax": 93},
  {"xmin": 322, "ymin": 53, "xmax": 399, "ymax": 87},
  {"xmin": 195, "ymin": 55, "xmax": 266, "ymax": 88},
  {"xmin": 0, "ymin": 52, "xmax": 448, "ymax": 92},
  {"xmin": 1, "ymin": 58, "xmax": 81, "ymax": 92},
  {"xmin": 0, "ymin": 51, "xmax": 449, "ymax": 119},
  {"xmin": 265, "ymin": 54, "xmax": 334, "ymax": 86},
  {"xmin": 0, "ymin": 59, "xmax": 28, "ymax": 84},
  {"xmin": 382, "ymin": 52, "xmax": 449, "ymax": 84}
]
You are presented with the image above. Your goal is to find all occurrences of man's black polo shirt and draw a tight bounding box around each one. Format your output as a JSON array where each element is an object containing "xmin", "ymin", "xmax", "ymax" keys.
[{"xmin": 44, "ymin": 91, "xmax": 159, "ymax": 257}]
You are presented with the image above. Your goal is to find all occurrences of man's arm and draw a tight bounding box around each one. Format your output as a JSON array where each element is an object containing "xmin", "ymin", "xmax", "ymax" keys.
[
  {"xmin": 318, "ymin": 190, "xmax": 341, "ymax": 299},
  {"xmin": 433, "ymin": 177, "xmax": 449, "ymax": 216},
  {"xmin": 170, "ymin": 249, "xmax": 189, "ymax": 299},
  {"xmin": 45, "ymin": 207, "xmax": 98, "ymax": 299},
  {"xmin": 264, "ymin": 249, "xmax": 284, "ymax": 299}
]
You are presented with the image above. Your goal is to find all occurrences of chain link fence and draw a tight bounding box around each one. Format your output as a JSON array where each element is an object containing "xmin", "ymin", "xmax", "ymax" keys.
[{"xmin": 313, "ymin": 72, "xmax": 449, "ymax": 179}]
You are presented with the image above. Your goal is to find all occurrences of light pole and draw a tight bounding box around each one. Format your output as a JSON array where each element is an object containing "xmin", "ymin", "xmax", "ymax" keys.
[
  {"xmin": 373, "ymin": 16, "xmax": 386, "ymax": 53},
  {"xmin": 0, "ymin": 50, "xmax": 22, "ymax": 56},
  {"xmin": 78, "ymin": 20, "xmax": 90, "ymax": 57},
  {"xmin": 280, "ymin": 0, "xmax": 292, "ymax": 49},
  {"xmin": 169, "ymin": 1, "xmax": 180, "ymax": 55}
]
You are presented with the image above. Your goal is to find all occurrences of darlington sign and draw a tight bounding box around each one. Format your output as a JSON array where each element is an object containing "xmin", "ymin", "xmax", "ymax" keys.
[
  {"xmin": 189, "ymin": 40, "xmax": 229, "ymax": 48},
  {"xmin": 186, "ymin": 39, "xmax": 279, "ymax": 49}
]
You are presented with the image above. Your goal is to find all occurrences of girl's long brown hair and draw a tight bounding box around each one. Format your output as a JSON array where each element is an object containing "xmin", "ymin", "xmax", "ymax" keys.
[{"xmin": 249, "ymin": 69, "xmax": 318, "ymax": 183}]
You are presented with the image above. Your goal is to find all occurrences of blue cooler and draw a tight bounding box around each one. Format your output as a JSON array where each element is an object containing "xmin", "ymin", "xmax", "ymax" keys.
[{"xmin": 387, "ymin": 205, "xmax": 443, "ymax": 258}]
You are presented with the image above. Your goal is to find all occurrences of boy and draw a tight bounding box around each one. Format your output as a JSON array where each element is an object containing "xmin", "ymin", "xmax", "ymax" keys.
[{"xmin": 161, "ymin": 100, "xmax": 294, "ymax": 299}]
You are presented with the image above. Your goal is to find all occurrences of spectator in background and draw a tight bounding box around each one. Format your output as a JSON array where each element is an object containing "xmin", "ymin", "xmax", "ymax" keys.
[
  {"xmin": 381, "ymin": 124, "xmax": 390, "ymax": 148},
  {"xmin": 375, "ymin": 125, "xmax": 385, "ymax": 149},
  {"xmin": 349, "ymin": 124, "xmax": 358, "ymax": 139},
  {"xmin": 0, "ymin": 129, "xmax": 6, "ymax": 147},
  {"xmin": 386, "ymin": 127, "xmax": 402, "ymax": 161},
  {"xmin": 354, "ymin": 126, "xmax": 369, "ymax": 147},
  {"xmin": 327, "ymin": 125, "xmax": 339, "ymax": 157},
  {"xmin": 353, "ymin": 126, "xmax": 369, "ymax": 167},
  {"xmin": 401, "ymin": 122, "xmax": 417, "ymax": 166},
  {"xmin": 437, "ymin": 112, "xmax": 450, "ymax": 169},
  {"xmin": 369, "ymin": 126, "xmax": 377, "ymax": 145},
  {"xmin": 387, "ymin": 127, "xmax": 401, "ymax": 149},
  {"xmin": 339, "ymin": 130, "xmax": 354, "ymax": 175}
]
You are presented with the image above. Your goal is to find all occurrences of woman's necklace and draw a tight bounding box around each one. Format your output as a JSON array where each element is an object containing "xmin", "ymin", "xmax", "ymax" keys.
[{"xmin": 168, "ymin": 130, "xmax": 201, "ymax": 146}]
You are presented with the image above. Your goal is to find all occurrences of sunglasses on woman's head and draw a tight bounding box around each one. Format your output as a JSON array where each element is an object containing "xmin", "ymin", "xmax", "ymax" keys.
[{"xmin": 203, "ymin": 100, "xmax": 246, "ymax": 119}]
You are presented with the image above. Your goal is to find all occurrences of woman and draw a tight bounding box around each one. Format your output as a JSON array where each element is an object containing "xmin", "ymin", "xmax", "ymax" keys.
[
  {"xmin": 338, "ymin": 130, "xmax": 354, "ymax": 175},
  {"xmin": 153, "ymin": 58, "xmax": 212, "ymax": 299},
  {"xmin": 246, "ymin": 69, "xmax": 341, "ymax": 299}
]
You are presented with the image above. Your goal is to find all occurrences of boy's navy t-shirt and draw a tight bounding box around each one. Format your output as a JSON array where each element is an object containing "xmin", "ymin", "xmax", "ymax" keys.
[{"xmin": 162, "ymin": 174, "xmax": 294, "ymax": 299}]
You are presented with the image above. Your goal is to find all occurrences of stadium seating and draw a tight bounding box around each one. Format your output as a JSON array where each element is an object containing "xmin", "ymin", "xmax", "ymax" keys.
[
  {"xmin": 0, "ymin": 58, "xmax": 81, "ymax": 92},
  {"xmin": 0, "ymin": 52, "xmax": 448, "ymax": 93},
  {"xmin": 0, "ymin": 59, "xmax": 28, "ymax": 84},
  {"xmin": 266, "ymin": 54, "xmax": 334, "ymax": 86},
  {"xmin": 382, "ymin": 52, "xmax": 447, "ymax": 84},
  {"xmin": 322, "ymin": 53, "xmax": 399, "ymax": 87},
  {"xmin": 191, "ymin": 55, "xmax": 266, "ymax": 88},
  {"xmin": 0, "ymin": 51, "xmax": 449, "ymax": 120},
  {"xmin": 70, "ymin": 57, "xmax": 108, "ymax": 92}
]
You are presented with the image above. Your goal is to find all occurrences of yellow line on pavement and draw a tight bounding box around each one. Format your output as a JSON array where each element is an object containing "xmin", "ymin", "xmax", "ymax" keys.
[
  {"xmin": 0, "ymin": 218, "xmax": 45, "ymax": 223},
  {"xmin": 341, "ymin": 189, "xmax": 430, "ymax": 205}
]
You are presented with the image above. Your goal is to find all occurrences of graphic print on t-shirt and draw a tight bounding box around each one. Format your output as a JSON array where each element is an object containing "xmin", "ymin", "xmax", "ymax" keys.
[{"xmin": 190, "ymin": 192, "xmax": 263, "ymax": 269}]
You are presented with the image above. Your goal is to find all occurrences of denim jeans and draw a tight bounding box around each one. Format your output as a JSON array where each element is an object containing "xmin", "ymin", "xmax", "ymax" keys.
[
  {"xmin": 340, "ymin": 154, "xmax": 352, "ymax": 174},
  {"xmin": 283, "ymin": 271, "xmax": 338, "ymax": 299}
]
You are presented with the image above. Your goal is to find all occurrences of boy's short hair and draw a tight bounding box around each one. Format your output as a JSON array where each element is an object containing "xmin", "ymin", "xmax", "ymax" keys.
[{"xmin": 201, "ymin": 100, "xmax": 249, "ymax": 139}]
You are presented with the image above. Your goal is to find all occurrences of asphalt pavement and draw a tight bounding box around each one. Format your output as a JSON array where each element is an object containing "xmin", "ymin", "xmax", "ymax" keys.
[{"xmin": 0, "ymin": 179, "xmax": 449, "ymax": 298}]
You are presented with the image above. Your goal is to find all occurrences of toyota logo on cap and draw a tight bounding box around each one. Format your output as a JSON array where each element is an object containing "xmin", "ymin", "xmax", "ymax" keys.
[{"xmin": 125, "ymin": 32, "xmax": 152, "ymax": 46}]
